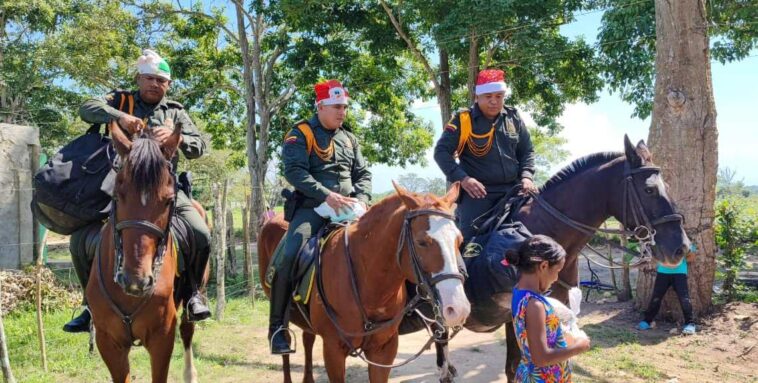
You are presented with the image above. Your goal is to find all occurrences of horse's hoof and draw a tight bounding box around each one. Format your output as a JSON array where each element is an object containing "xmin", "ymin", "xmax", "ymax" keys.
[{"xmin": 448, "ymin": 364, "xmax": 458, "ymax": 377}]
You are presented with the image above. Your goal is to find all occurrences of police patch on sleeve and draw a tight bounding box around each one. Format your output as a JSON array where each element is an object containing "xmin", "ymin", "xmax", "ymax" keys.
[
  {"xmin": 444, "ymin": 117, "xmax": 457, "ymax": 133},
  {"xmin": 284, "ymin": 132, "xmax": 298, "ymax": 145}
]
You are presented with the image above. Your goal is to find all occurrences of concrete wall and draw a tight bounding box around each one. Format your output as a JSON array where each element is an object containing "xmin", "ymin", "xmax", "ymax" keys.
[{"xmin": 0, "ymin": 124, "xmax": 40, "ymax": 269}]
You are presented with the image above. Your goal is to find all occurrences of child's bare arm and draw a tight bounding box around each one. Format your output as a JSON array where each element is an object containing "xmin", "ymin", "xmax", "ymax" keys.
[{"xmin": 525, "ymin": 299, "xmax": 591, "ymax": 367}]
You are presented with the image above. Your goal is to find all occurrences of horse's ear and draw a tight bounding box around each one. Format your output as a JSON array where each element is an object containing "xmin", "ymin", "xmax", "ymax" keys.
[
  {"xmin": 392, "ymin": 180, "xmax": 420, "ymax": 210},
  {"xmin": 442, "ymin": 182, "xmax": 460, "ymax": 206},
  {"xmin": 624, "ymin": 134, "xmax": 642, "ymax": 168},
  {"xmin": 635, "ymin": 140, "xmax": 653, "ymax": 166},
  {"xmin": 110, "ymin": 120, "xmax": 132, "ymax": 157},
  {"xmin": 161, "ymin": 119, "xmax": 182, "ymax": 160}
]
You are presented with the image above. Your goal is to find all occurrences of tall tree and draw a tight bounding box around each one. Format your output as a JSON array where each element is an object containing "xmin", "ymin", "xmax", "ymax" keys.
[
  {"xmin": 637, "ymin": 0, "xmax": 718, "ymax": 318},
  {"xmin": 134, "ymin": 1, "xmax": 436, "ymax": 243},
  {"xmin": 379, "ymin": 0, "xmax": 603, "ymax": 130},
  {"xmin": 0, "ymin": 0, "xmax": 149, "ymax": 150},
  {"xmin": 595, "ymin": 0, "xmax": 757, "ymax": 318}
]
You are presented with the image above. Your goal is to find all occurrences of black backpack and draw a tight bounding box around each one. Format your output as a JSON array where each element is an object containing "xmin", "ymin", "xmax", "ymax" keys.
[{"xmin": 31, "ymin": 92, "xmax": 134, "ymax": 234}]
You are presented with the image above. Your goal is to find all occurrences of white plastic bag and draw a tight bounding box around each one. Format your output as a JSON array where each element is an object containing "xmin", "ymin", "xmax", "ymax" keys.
[
  {"xmin": 313, "ymin": 201, "xmax": 367, "ymax": 223},
  {"xmin": 568, "ymin": 286, "xmax": 582, "ymax": 317}
]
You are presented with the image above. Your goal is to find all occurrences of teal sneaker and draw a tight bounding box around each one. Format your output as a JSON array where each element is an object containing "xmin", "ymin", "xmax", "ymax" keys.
[
  {"xmin": 638, "ymin": 321, "xmax": 652, "ymax": 330},
  {"xmin": 682, "ymin": 323, "xmax": 696, "ymax": 335}
]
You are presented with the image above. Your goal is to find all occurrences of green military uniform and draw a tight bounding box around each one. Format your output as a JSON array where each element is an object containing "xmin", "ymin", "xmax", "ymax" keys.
[
  {"xmin": 72, "ymin": 89, "xmax": 209, "ymax": 302},
  {"xmin": 268, "ymin": 114, "xmax": 371, "ymax": 353},
  {"xmin": 434, "ymin": 103, "xmax": 535, "ymax": 242}
]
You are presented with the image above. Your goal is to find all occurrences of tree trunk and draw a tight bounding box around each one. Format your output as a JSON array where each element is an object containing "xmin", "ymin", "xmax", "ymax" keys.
[
  {"xmin": 438, "ymin": 48, "xmax": 453, "ymax": 124},
  {"xmin": 242, "ymin": 203, "xmax": 250, "ymax": 284},
  {"xmin": 212, "ymin": 180, "xmax": 229, "ymax": 321},
  {"xmin": 0, "ymin": 276, "xmax": 17, "ymax": 383},
  {"xmin": 226, "ymin": 208, "xmax": 236, "ymax": 278},
  {"xmin": 467, "ymin": 30, "xmax": 479, "ymax": 105},
  {"xmin": 636, "ymin": 0, "xmax": 718, "ymax": 321}
]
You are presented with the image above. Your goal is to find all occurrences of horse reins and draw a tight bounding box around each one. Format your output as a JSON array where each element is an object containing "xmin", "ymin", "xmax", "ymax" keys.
[
  {"xmin": 314, "ymin": 209, "xmax": 465, "ymax": 369},
  {"xmin": 96, "ymin": 156, "xmax": 177, "ymax": 346},
  {"xmin": 528, "ymin": 165, "xmax": 684, "ymax": 270}
]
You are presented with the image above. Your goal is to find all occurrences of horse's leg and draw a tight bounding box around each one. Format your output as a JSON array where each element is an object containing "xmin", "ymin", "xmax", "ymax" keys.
[
  {"xmin": 365, "ymin": 334, "xmax": 398, "ymax": 383},
  {"xmin": 505, "ymin": 321, "xmax": 520, "ymax": 383},
  {"xmin": 303, "ymin": 331, "xmax": 316, "ymax": 383},
  {"xmin": 147, "ymin": 323, "xmax": 177, "ymax": 383},
  {"xmin": 322, "ymin": 339, "xmax": 348, "ymax": 383},
  {"xmin": 366, "ymin": 334, "xmax": 399, "ymax": 383},
  {"xmin": 95, "ymin": 334, "xmax": 131, "ymax": 383},
  {"xmin": 434, "ymin": 327, "xmax": 457, "ymax": 382},
  {"xmin": 282, "ymin": 354, "xmax": 293, "ymax": 383},
  {"xmin": 179, "ymin": 313, "xmax": 198, "ymax": 383}
]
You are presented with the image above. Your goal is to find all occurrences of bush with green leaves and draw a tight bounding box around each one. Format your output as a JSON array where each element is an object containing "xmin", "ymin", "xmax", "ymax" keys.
[{"xmin": 715, "ymin": 199, "xmax": 758, "ymax": 301}]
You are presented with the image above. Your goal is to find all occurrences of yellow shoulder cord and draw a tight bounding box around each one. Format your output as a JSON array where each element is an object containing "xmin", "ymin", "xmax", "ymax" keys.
[
  {"xmin": 462, "ymin": 111, "xmax": 495, "ymax": 157},
  {"xmin": 297, "ymin": 123, "xmax": 334, "ymax": 162},
  {"xmin": 454, "ymin": 112, "xmax": 470, "ymax": 158}
]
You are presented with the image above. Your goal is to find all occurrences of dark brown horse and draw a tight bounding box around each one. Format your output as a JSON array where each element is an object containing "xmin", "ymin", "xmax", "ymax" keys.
[
  {"xmin": 430, "ymin": 136, "xmax": 691, "ymax": 382},
  {"xmin": 86, "ymin": 121, "xmax": 207, "ymax": 383},
  {"xmin": 258, "ymin": 182, "xmax": 471, "ymax": 383}
]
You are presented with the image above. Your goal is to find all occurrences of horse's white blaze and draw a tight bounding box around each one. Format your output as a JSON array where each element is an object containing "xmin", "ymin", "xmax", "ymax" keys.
[
  {"xmin": 141, "ymin": 191, "xmax": 148, "ymax": 206},
  {"xmin": 645, "ymin": 174, "xmax": 669, "ymax": 199},
  {"xmin": 427, "ymin": 216, "xmax": 471, "ymax": 326},
  {"xmin": 183, "ymin": 345, "xmax": 198, "ymax": 383}
]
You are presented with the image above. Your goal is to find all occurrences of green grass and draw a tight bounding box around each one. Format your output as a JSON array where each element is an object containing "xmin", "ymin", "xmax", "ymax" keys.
[{"xmin": 5, "ymin": 297, "xmax": 269, "ymax": 383}]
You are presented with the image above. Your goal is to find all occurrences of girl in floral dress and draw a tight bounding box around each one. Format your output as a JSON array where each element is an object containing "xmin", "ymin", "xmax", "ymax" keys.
[{"xmin": 508, "ymin": 235, "xmax": 591, "ymax": 383}]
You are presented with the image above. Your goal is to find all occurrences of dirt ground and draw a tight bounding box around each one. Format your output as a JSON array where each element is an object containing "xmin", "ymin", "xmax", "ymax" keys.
[
  {"xmin": 240, "ymin": 251, "xmax": 757, "ymax": 383},
  {"xmin": 241, "ymin": 300, "xmax": 757, "ymax": 383}
]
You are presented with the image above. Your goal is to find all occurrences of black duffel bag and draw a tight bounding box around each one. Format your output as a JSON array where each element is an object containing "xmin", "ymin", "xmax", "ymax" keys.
[{"xmin": 31, "ymin": 92, "xmax": 133, "ymax": 234}]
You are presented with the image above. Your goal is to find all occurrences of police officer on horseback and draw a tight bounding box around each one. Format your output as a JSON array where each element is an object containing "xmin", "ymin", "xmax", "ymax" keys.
[
  {"xmin": 269, "ymin": 80, "xmax": 372, "ymax": 354},
  {"xmin": 64, "ymin": 49, "xmax": 211, "ymax": 332},
  {"xmin": 434, "ymin": 69, "xmax": 537, "ymax": 243}
]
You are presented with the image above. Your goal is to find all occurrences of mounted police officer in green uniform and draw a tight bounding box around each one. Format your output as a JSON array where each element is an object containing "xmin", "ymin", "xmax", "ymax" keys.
[
  {"xmin": 269, "ymin": 79, "xmax": 372, "ymax": 354},
  {"xmin": 434, "ymin": 69, "xmax": 537, "ymax": 243},
  {"xmin": 63, "ymin": 49, "xmax": 211, "ymax": 332}
]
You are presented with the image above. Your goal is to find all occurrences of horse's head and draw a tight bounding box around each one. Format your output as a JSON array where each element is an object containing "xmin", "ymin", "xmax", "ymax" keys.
[
  {"xmin": 392, "ymin": 181, "xmax": 471, "ymax": 327},
  {"xmin": 109, "ymin": 121, "xmax": 181, "ymax": 297},
  {"xmin": 620, "ymin": 135, "xmax": 690, "ymax": 266}
]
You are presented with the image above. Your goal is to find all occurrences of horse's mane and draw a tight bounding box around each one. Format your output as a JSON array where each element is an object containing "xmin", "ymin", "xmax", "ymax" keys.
[
  {"xmin": 128, "ymin": 136, "xmax": 167, "ymax": 196},
  {"xmin": 356, "ymin": 193, "xmax": 404, "ymax": 233},
  {"xmin": 540, "ymin": 152, "xmax": 624, "ymax": 192}
]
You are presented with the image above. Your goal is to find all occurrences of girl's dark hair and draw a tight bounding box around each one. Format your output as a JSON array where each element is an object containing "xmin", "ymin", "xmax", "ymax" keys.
[{"xmin": 505, "ymin": 235, "xmax": 566, "ymax": 273}]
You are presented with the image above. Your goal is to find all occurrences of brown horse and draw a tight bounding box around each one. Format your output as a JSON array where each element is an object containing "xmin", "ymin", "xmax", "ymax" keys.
[
  {"xmin": 86, "ymin": 121, "xmax": 206, "ymax": 383},
  {"xmin": 424, "ymin": 136, "xmax": 691, "ymax": 382},
  {"xmin": 258, "ymin": 182, "xmax": 471, "ymax": 383}
]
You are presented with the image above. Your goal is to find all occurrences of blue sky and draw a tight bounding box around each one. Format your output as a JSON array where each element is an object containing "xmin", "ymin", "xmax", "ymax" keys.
[{"xmin": 369, "ymin": 12, "xmax": 758, "ymax": 193}]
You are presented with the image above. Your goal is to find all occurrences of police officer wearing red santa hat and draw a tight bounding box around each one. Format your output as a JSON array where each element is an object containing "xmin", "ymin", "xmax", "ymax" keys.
[
  {"xmin": 434, "ymin": 69, "xmax": 536, "ymax": 243},
  {"xmin": 267, "ymin": 79, "xmax": 372, "ymax": 354}
]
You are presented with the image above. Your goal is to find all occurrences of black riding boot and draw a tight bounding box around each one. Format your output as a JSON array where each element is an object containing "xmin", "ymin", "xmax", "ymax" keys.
[
  {"xmin": 187, "ymin": 291, "xmax": 211, "ymax": 322},
  {"xmin": 268, "ymin": 273, "xmax": 294, "ymax": 354},
  {"xmin": 185, "ymin": 245, "xmax": 211, "ymax": 322},
  {"xmin": 63, "ymin": 307, "xmax": 91, "ymax": 333}
]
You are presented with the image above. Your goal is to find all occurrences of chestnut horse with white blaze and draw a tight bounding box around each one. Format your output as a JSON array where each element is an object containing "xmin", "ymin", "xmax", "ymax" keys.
[{"xmin": 258, "ymin": 182, "xmax": 471, "ymax": 383}]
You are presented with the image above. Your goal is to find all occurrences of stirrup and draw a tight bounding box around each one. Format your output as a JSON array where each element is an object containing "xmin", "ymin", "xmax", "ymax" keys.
[{"xmin": 270, "ymin": 326, "xmax": 297, "ymax": 354}]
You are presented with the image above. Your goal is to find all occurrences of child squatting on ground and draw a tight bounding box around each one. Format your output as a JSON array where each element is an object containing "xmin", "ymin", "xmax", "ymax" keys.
[{"xmin": 509, "ymin": 235, "xmax": 592, "ymax": 383}]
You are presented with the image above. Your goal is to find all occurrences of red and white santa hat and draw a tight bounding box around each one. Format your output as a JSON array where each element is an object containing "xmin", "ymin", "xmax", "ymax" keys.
[
  {"xmin": 314, "ymin": 79, "xmax": 349, "ymax": 107},
  {"xmin": 475, "ymin": 69, "xmax": 509, "ymax": 96}
]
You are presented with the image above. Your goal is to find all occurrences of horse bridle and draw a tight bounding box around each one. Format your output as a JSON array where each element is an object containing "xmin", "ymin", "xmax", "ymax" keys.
[
  {"xmin": 530, "ymin": 165, "xmax": 684, "ymax": 265},
  {"xmin": 314, "ymin": 208, "xmax": 466, "ymax": 368},
  {"xmin": 396, "ymin": 209, "xmax": 467, "ymax": 325},
  {"xmin": 95, "ymin": 156, "xmax": 176, "ymax": 346},
  {"xmin": 110, "ymin": 162, "xmax": 177, "ymax": 290}
]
